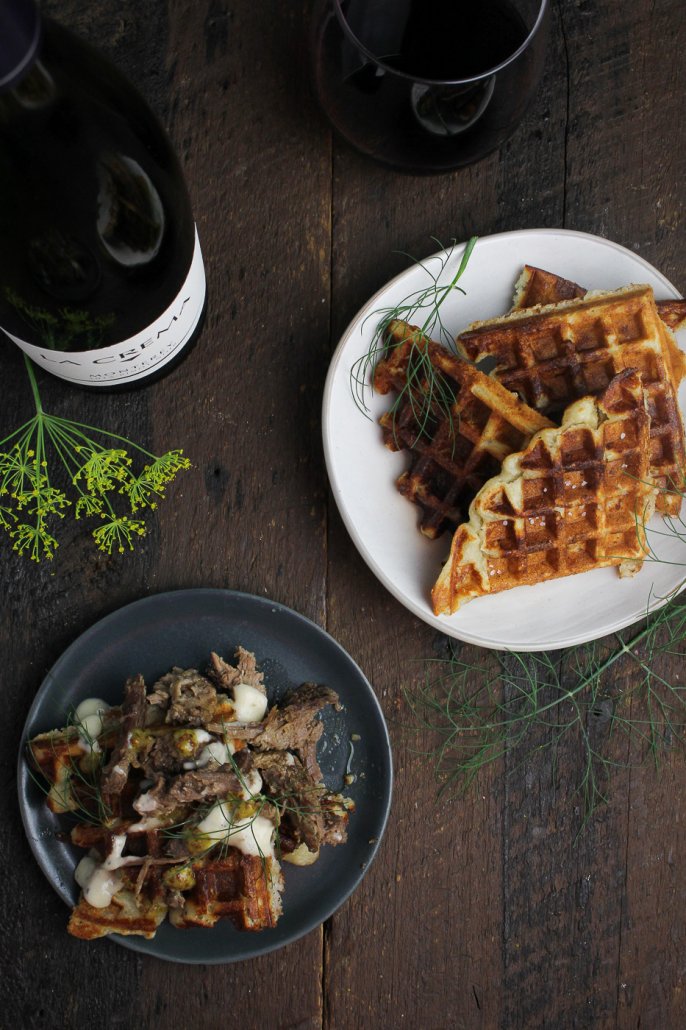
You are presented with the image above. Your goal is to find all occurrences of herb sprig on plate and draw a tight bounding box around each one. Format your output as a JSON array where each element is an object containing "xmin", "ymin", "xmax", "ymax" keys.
[{"xmin": 349, "ymin": 236, "xmax": 478, "ymax": 420}]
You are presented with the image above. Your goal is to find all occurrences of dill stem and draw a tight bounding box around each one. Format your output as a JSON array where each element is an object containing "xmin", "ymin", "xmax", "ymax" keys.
[
  {"xmin": 0, "ymin": 416, "xmax": 37, "ymax": 451},
  {"xmin": 24, "ymin": 354, "xmax": 43, "ymax": 416},
  {"xmin": 44, "ymin": 424, "xmax": 88, "ymax": 500},
  {"xmin": 421, "ymin": 235, "xmax": 477, "ymax": 336},
  {"xmin": 47, "ymin": 414, "xmax": 157, "ymax": 458},
  {"xmin": 473, "ymin": 616, "xmax": 669, "ymax": 734}
]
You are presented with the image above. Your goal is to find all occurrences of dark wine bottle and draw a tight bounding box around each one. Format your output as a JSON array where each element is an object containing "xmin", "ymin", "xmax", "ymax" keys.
[{"xmin": 0, "ymin": 0, "xmax": 206, "ymax": 388}]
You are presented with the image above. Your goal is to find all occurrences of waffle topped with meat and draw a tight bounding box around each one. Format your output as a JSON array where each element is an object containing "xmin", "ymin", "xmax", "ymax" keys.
[
  {"xmin": 456, "ymin": 284, "xmax": 686, "ymax": 514},
  {"xmin": 28, "ymin": 647, "xmax": 353, "ymax": 940},
  {"xmin": 373, "ymin": 318, "xmax": 553, "ymax": 538},
  {"xmin": 432, "ymin": 369, "xmax": 656, "ymax": 615}
]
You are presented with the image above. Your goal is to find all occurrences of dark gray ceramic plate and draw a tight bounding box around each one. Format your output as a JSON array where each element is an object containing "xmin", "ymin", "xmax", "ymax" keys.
[{"xmin": 17, "ymin": 589, "xmax": 392, "ymax": 964}]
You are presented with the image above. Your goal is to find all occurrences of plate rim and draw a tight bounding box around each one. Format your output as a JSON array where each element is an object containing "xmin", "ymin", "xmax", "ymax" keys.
[
  {"xmin": 322, "ymin": 227, "xmax": 685, "ymax": 652},
  {"xmin": 17, "ymin": 587, "xmax": 393, "ymax": 964}
]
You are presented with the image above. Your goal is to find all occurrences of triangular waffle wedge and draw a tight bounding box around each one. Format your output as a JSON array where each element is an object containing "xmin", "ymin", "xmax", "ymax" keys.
[
  {"xmin": 432, "ymin": 369, "xmax": 656, "ymax": 616},
  {"xmin": 28, "ymin": 713, "xmax": 120, "ymax": 815},
  {"xmin": 512, "ymin": 264, "xmax": 686, "ymax": 386},
  {"xmin": 28, "ymin": 729, "xmax": 91, "ymax": 814},
  {"xmin": 513, "ymin": 263, "xmax": 686, "ymax": 335},
  {"xmin": 373, "ymin": 319, "xmax": 554, "ymax": 538},
  {"xmin": 513, "ymin": 264, "xmax": 586, "ymax": 308},
  {"xmin": 456, "ymin": 284, "xmax": 686, "ymax": 515}
]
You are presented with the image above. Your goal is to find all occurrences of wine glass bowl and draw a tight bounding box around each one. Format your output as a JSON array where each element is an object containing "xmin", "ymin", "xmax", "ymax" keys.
[{"xmin": 310, "ymin": 0, "xmax": 549, "ymax": 173}]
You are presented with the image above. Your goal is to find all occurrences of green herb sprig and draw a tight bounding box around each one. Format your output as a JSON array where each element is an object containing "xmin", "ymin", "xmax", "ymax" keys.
[
  {"xmin": 350, "ymin": 236, "xmax": 478, "ymax": 421},
  {"xmin": 407, "ymin": 595, "xmax": 686, "ymax": 828},
  {"xmin": 0, "ymin": 356, "xmax": 191, "ymax": 561}
]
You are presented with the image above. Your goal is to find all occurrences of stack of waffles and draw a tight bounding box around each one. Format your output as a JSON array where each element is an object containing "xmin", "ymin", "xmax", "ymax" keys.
[{"xmin": 373, "ymin": 268, "xmax": 686, "ymax": 616}]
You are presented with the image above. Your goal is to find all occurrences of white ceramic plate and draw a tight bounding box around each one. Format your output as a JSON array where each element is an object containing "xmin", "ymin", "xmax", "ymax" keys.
[{"xmin": 323, "ymin": 228, "xmax": 686, "ymax": 651}]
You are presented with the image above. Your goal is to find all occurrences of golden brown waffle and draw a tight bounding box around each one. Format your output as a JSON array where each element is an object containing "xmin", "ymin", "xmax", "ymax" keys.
[
  {"xmin": 513, "ymin": 263, "xmax": 686, "ymax": 334},
  {"xmin": 169, "ymin": 853, "xmax": 283, "ymax": 931},
  {"xmin": 68, "ymin": 868, "xmax": 168, "ymax": 940},
  {"xmin": 432, "ymin": 370, "xmax": 656, "ymax": 615},
  {"xmin": 373, "ymin": 319, "xmax": 553, "ymax": 538},
  {"xmin": 28, "ymin": 729, "xmax": 87, "ymax": 814},
  {"xmin": 66, "ymin": 822, "xmax": 283, "ymax": 937},
  {"xmin": 513, "ymin": 264, "xmax": 586, "ymax": 308},
  {"xmin": 66, "ymin": 820, "xmax": 179, "ymax": 939},
  {"xmin": 456, "ymin": 285, "xmax": 686, "ymax": 515},
  {"xmin": 512, "ymin": 264, "xmax": 686, "ymax": 387},
  {"xmin": 28, "ymin": 723, "xmax": 121, "ymax": 816}
]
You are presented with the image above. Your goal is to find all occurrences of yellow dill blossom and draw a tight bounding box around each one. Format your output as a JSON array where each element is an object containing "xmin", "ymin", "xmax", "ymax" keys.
[{"xmin": 0, "ymin": 356, "xmax": 192, "ymax": 562}]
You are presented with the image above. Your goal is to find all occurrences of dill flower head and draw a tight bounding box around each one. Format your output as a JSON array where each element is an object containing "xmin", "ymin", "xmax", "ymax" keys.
[{"xmin": 0, "ymin": 358, "xmax": 192, "ymax": 561}]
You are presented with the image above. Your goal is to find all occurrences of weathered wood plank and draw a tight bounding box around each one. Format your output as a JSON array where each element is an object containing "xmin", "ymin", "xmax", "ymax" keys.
[
  {"xmin": 2, "ymin": 0, "xmax": 331, "ymax": 1026},
  {"xmin": 322, "ymin": 19, "xmax": 568, "ymax": 1019}
]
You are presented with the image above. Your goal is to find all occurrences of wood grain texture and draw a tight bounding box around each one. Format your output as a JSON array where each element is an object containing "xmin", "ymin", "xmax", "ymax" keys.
[{"xmin": 2, "ymin": 0, "xmax": 686, "ymax": 1027}]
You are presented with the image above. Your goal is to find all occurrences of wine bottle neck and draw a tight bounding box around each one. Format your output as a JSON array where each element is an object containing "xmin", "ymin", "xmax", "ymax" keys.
[{"xmin": 0, "ymin": 0, "xmax": 41, "ymax": 91}]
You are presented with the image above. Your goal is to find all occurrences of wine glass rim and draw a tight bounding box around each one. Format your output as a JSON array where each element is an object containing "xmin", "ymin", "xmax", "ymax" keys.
[{"xmin": 332, "ymin": 0, "xmax": 549, "ymax": 86}]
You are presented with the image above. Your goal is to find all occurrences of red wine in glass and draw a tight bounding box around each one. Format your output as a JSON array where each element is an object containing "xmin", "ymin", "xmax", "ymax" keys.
[{"xmin": 311, "ymin": 0, "xmax": 549, "ymax": 173}]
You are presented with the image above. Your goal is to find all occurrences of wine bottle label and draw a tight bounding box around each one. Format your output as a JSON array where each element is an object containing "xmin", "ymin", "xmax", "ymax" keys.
[{"xmin": 3, "ymin": 229, "xmax": 205, "ymax": 386}]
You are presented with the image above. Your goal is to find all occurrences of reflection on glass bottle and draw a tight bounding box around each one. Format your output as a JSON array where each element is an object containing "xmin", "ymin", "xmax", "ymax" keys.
[
  {"xmin": 97, "ymin": 152, "xmax": 165, "ymax": 266},
  {"xmin": 4, "ymin": 285, "xmax": 114, "ymax": 350},
  {"xmin": 28, "ymin": 227, "xmax": 101, "ymax": 301}
]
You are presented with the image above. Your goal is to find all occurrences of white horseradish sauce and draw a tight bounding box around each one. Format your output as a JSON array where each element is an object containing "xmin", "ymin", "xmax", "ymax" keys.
[
  {"xmin": 232, "ymin": 683, "xmax": 268, "ymax": 723},
  {"xmin": 196, "ymin": 798, "xmax": 275, "ymax": 859},
  {"xmin": 74, "ymin": 697, "xmax": 110, "ymax": 752},
  {"xmin": 74, "ymin": 834, "xmax": 143, "ymax": 909}
]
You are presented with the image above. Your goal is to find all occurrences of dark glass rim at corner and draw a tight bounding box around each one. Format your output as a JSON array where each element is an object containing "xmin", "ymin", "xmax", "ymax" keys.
[{"xmin": 332, "ymin": 0, "xmax": 549, "ymax": 87}]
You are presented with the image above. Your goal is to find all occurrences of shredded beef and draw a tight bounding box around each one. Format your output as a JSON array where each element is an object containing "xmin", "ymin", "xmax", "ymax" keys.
[
  {"xmin": 254, "ymin": 750, "xmax": 325, "ymax": 852},
  {"xmin": 253, "ymin": 683, "xmax": 340, "ymax": 783},
  {"xmin": 143, "ymin": 734, "xmax": 184, "ymax": 777},
  {"xmin": 207, "ymin": 647, "xmax": 266, "ymax": 694},
  {"xmin": 101, "ymin": 674, "xmax": 147, "ymax": 797},
  {"xmin": 146, "ymin": 684, "xmax": 171, "ymax": 711},
  {"xmin": 134, "ymin": 766, "xmax": 244, "ymax": 817},
  {"xmin": 320, "ymin": 794, "xmax": 353, "ymax": 847},
  {"xmin": 164, "ymin": 888, "xmax": 186, "ymax": 910},
  {"xmin": 204, "ymin": 720, "xmax": 264, "ymax": 739},
  {"xmin": 151, "ymin": 668, "xmax": 219, "ymax": 726}
]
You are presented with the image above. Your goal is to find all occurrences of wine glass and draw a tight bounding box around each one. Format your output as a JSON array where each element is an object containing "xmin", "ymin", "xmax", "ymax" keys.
[{"xmin": 310, "ymin": 0, "xmax": 549, "ymax": 174}]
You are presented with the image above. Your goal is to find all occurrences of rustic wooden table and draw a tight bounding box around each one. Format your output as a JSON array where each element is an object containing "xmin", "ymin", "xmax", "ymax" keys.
[{"xmin": 2, "ymin": 1, "xmax": 686, "ymax": 1027}]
